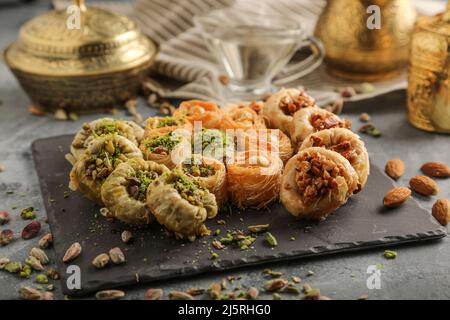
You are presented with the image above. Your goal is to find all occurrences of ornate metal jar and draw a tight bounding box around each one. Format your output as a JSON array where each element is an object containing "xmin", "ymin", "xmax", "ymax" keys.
[
  {"xmin": 408, "ymin": 3, "xmax": 450, "ymax": 133},
  {"xmin": 314, "ymin": 0, "xmax": 417, "ymax": 81},
  {"xmin": 3, "ymin": 0, "xmax": 158, "ymax": 113}
]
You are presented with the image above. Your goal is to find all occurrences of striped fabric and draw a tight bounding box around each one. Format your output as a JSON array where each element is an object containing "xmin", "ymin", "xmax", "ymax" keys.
[{"xmin": 52, "ymin": 0, "xmax": 441, "ymax": 104}]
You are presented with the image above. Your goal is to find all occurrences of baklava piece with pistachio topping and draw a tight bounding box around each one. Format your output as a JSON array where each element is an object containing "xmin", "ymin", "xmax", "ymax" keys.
[
  {"xmin": 281, "ymin": 147, "xmax": 359, "ymax": 221},
  {"xmin": 139, "ymin": 130, "xmax": 191, "ymax": 169},
  {"xmin": 101, "ymin": 158, "xmax": 170, "ymax": 225},
  {"xmin": 300, "ymin": 128, "xmax": 369, "ymax": 187},
  {"xmin": 192, "ymin": 129, "xmax": 233, "ymax": 162},
  {"xmin": 69, "ymin": 135, "xmax": 143, "ymax": 203},
  {"xmin": 68, "ymin": 118, "xmax": 144, "ymax": 163},
  {"xmin": 290, "ymin": 106, "xmax": 351, "ymax": 149},
  {"xmin": 176, "ymin": 155, "xmax": 228, "ymax": 207},
  {"xmin": 144, "ymin": 116, "xmax": 192, "ymax": 136},
  {"xmin": 147, "ymin": 170, "xmax": 218, "ymax": 241}
]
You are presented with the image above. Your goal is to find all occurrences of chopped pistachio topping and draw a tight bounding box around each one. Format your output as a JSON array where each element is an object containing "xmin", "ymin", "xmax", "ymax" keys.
[
  {"xmin": 156, "ymin": 117, "xmax": 185, "ymax": 128},
  {"xmin": 384, "ymin": 250, "xmax": 397, "ymax": 259},
  {"xmin": 182, "ymin": 160, "xmax": 215, "ymax": 178},
  {"xmin": 144, "ymin": 132, "xmax": 181, "ymax": 153},
  {"xmin": 166, "ymin": 171, "xmax": 207, "ymax": 207},
  {"xmin": 127, "ymin": 170, "xmax": 160, "ymax": 202}
]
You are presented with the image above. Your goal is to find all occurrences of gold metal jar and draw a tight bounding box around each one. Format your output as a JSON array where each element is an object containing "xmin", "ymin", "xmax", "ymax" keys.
[
  {"xmin": 314, "ymin": 0, "xmax": 417, "ymax": 81},
  {"xmin": 408, "ymin": 4, "xmax": 450, "ymax": 133},
  {"xmin": 3, "ymin": 0, "xmax": 158, "ymax": 114}
]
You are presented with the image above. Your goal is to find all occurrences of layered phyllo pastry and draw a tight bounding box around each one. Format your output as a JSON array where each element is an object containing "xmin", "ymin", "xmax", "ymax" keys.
[
  {"xmin": 69, "ymin": 135, "xmax": 143, "ymax": 203},
  {"xmin": 101, "ymin": 158, "xmax": 170, "ymax": 224},
  {"xmin": 147, "ymin": 170, "xmax": 218, "ymax": 241}
]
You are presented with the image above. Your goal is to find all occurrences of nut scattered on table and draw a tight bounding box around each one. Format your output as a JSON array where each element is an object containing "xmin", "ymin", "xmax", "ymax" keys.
[
  {"xmin": 385, "ymin": 159, "xmax": 405, "ymax": 180},
  {"xmin": 92, "ymin": 253, "xmax": 110, "ymax": 269},
  {"xmin": 383, "ymin": 187, "xmax": 411, "ymax": 208},
  {"xmin": 409, "ymin": 175, "xmax": 439, "ymax": 196},
  {"xmin": 21, "ymin": 220, "xmax": 41, "ymax": 240},
  {"xmin": 121, "ymin": 230, "xmax": 133, "ymax": 243},
  {"xmin": 432, "ymin": 198, "xmax": 450, "ymax": 226},
  {"xmin": 109, "ymin": 247, "xmax": 126, "ymax": 264},
  {"xmin": 421, "ymin": 161, "xmax": 450, "ymax": 178},
  {"xmin": 38, "ymin": 233, "xmax": 53, "ymax": 249},
  {"xmin": 63, "ymin": 242, "xmax": 82, "ymax": 263},
  {"xmin": 169, "ymin": 290, "xmax": 194, "ymax": 300},
  {"xmin": 264, "ymin": 278, "xmax": 288, "ymax": 292},
  {"xmin": 0, "ymin": 229, "xmax": 14, "ymax": 246},
  {"xmin": 25, "ymin": 256, "xmax": 44, "ymax": 271},
  {"xmin": 95, "ymin": 289, "xmax": 125, "ymax": 300},
  {"xmin": 0, "ymin": 211, "xmax": 10, "ymax": 225},
  {"xmin": 30, "ymin": 247, "xmax": 49, "ymax": 265},
  {"xmin": 359, "ymin": 112, "xmax": 371, "ymax": 122},
  {"xmin": 19, "ymin": 287, "xmax": 42, "ymax": 300},
  {"xmin": 145, "ymin": 288, "xmax": 163, "ymax": 300}
]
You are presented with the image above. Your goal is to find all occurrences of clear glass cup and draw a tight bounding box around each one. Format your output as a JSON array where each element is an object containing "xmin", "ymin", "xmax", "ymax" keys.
[{"xmin": 194, "ymin": 8, "xmax": 324, "ymax": 99}]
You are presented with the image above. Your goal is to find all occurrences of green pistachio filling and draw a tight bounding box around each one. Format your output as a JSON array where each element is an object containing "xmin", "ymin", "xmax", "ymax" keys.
[
  {"xmin": 166, "ymin": 171, "xmax": 207, "ymax": 207},
  {"xmin": 127, "ymin": 170, "xmax": 159, "ymax": 202},
  {"xmin": 156, "ymin": 117, "xmax": 186, "ymax": 128},
  {"xmin": 182, "ymin": 161, "xmax": 215, "ymax": 178},
  {"xmin": 87, "ymin": 120, "xmax": 121, "ymax": 137},
  {"xmin": 85, "ymin": 140, "xmax": 124, "ymax": 181},
  {"xmin": 144, "ymin": 132, "xmax": 181, "ymax": 154},
  {"xmin": 193, "ymin": 129, "xmax": 232, "ymax": 152}
]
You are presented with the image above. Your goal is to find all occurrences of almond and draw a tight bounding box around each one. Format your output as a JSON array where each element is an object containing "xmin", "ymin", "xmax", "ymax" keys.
[
  {"xmin": 383, "ymin": 187, "xmax": 411, "ymax": 207},
  {"xmin": 421, "ymin": 161, "xmax": 450, "ymax": 178},
  {"xmin": 385, "ymin": 159, "xmax": 405, "ymax": 180},
  {"xmin": 432, "ymin": 199, "xmax": 450, "ymax": 226},
  {"xmin": 409, "ymin": 175, "xmax": 439, "ymax": 196}
]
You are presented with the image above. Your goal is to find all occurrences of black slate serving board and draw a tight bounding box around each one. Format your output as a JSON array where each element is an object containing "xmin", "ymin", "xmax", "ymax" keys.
[{"xmin": 32, "ymin": 135, "xmax": 446, "ymax": 296}]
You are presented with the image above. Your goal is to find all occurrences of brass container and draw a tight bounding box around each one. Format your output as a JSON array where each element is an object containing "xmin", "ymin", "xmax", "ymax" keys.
[
  {"xmin": 408, "ymin": 4, "xmax": 450, "ymax": 133},
  {"xmin": 3, "ymin": 0, "xmax": 158, "ymax": 113},
  {"xmin": 314, "ymin": 0, "xmax": 417, "ymax": 81}
]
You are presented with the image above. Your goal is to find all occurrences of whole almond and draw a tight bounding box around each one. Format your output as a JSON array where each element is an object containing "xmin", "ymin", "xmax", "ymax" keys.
[
  {"xmin": 421, "ymin": 161, "xmax": 450, "ymax": 178},
  {"xmin": 383, "ymin": 187, "xmax": 411, "ymax": 208},
  {"xmin": 63, "ymin": 242, "xmax": 82, "ymax": 263},
  {"xmin": 409, "ymin": 175, "xmax": 439, "ymax": 196},
  {"xmin": 385, "ymin": 159, "xmax": 405, "ymax": 180},
  {"xmin": 432, "ymin": 199, "xmax": 450, "ymax": 226}
]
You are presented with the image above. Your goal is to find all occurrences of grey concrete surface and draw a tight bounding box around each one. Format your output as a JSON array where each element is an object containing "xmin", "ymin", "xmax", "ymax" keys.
[{"xmin": 0, "ymin": 0, "xmax": 450, "ymax": 300}]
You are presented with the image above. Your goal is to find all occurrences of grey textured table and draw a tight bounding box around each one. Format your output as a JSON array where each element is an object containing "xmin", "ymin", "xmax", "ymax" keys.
[{"xmin": 1, "ymin": 0, "xmax": 450, "ymax": 300}]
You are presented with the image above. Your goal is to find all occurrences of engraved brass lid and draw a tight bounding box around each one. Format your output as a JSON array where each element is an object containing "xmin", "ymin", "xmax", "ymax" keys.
[{"xmin": 4, "ymin": 0, "xmax": 157, "ymax": 77}]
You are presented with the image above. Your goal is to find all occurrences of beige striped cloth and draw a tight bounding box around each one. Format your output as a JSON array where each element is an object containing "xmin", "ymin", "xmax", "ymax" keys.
[{"xmin": 52, "ymin": 0, "xmax": 444, "ymax": 105}]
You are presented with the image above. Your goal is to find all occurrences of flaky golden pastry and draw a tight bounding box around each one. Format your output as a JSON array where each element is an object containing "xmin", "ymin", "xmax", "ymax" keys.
[
  {"xmin": 147, "ymin": 170, "xmax": 218, "ymax": 241},
  {"xmin": 144, "ymin": 116, "xmax": 192, "ymax": 137},
  {"xmin": 101, "ymin": 158, "xmax": 170, "ymax": 225},
  {"xmin": 262, "ymin": 88, "xmax": 316, "ymax": 135},
  {"xmin": 227, "ymin": 151, "xmax": 283, "ymax": 209},
  {"xmin": 300, "ymin": 128, "xmax": 370, "ymax": 187},
  {"xmin": 69, "ymin": 118, "xmax": 144, "ymax": 163},
  {"xmin": 235, "ymin": 129, "xmax": 293, "ymax": 163},
  {"xmin": 173, "ymin": 100, "xmax": 223, "ymax": 129},
  {"xmin": 220, "ymin": 103, "xmax": 266, "ymax": 131},
  {"xmin": 176, "ymin": 155, "xmax": 228, "ymax": 207},
  {"xmin": 69, "ymin": 135, "xmax": 143, "ymax": 203},
  {"xmin": 139, "ymin": 129, "xmax": 191, "ymax": 169},
  {"xmin": 290, "ymin": 106, "xmax": 351, "ymax": 148},
  {"xmin": 281, "ymin": 147, "xmax": 359, "ymax": 220}
]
